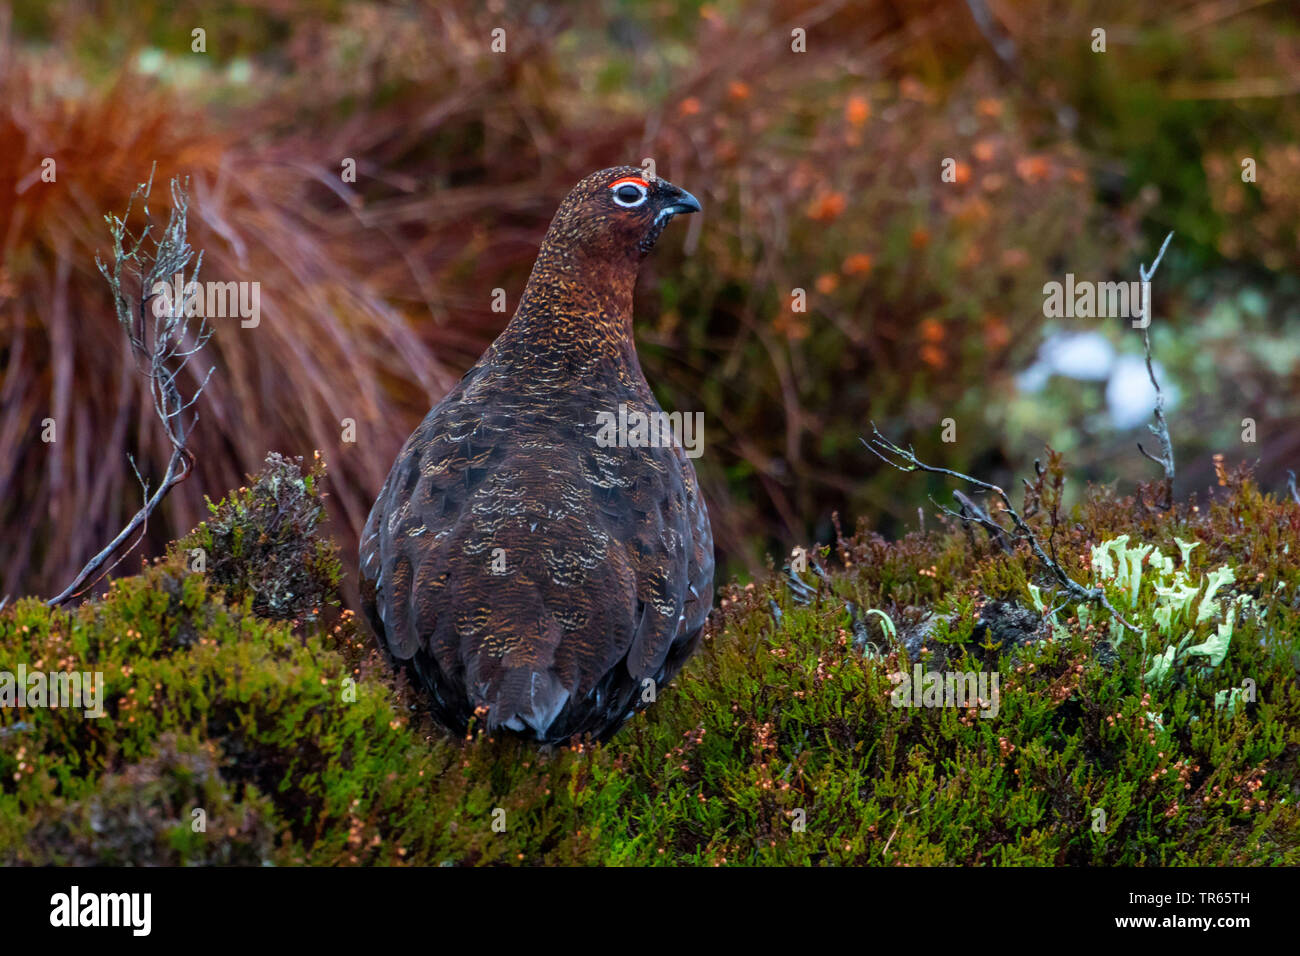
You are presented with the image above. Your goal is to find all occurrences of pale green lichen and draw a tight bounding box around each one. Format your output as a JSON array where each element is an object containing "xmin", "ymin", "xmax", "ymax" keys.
[{"xmin": 1084, "ymin": 535, "xmax": 1257, "ymax": 707}]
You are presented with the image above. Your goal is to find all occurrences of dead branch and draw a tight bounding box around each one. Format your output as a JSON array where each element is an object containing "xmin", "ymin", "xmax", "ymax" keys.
[
  {"xmin": 46, "ymin": 171, "xmax": 214, "ymax": 607},
  {"xmin": 952, "ymin": 488, "xmax": 1013, "ymax": 554},
  {"xmin": 862, "ymin": 425, "xmax": 1140, "ymax": 633},
  {"xmin": 1135, "ymin": 231, "xmax": 1176, "ymax": 510},
  {"xmin": 963, "ymin": 0, "xmax": 1019, "ymax": 71}
]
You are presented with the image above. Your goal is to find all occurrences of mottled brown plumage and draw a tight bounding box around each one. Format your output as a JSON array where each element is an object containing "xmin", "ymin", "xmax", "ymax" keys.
[{"xmin": 359, "ymin": 166, "xmax": 713, "ymax": 744}]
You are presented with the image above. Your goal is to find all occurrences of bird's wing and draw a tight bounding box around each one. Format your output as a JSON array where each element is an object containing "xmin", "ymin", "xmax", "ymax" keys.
[{"xmin": 360, "ymin": 388, "xmax": 711, "ymax": 733}]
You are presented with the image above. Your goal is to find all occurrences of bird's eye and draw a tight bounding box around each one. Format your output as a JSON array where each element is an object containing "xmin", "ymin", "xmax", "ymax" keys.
[{"xmin": 611, "ymin": 181, "xmax": 649, "ymax": 207}]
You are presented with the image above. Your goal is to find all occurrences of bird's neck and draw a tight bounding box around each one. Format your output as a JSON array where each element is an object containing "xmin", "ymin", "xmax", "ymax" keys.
[{"xmin": 501, "ymin": 243, "xmax": 641, "ymax": 365}]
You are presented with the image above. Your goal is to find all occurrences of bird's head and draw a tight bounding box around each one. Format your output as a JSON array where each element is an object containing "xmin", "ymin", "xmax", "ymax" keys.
[{"xmin": 544, "ymin": 165, "xmax": 701, "ymax": 263}]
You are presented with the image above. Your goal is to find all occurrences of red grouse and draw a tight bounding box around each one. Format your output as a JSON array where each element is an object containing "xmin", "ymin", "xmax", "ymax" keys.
[{"xmin": 360, "ymin": 166, "xmax": 714, "ymax": 745}]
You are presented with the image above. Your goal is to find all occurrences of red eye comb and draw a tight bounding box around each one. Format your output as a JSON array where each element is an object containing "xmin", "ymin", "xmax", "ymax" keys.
[{"xmin": 609, "ymin": 176, "xmax": 650, "ymax": 189}]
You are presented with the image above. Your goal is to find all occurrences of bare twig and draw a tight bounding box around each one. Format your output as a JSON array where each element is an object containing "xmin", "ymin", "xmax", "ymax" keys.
[
  {"xmin": 963, "ymin": 0, "xmax": 1019, "ymax": 70},
  {"xmin": 1135, "ymin": 231, "xmax": 1176, "ymax": 510},
  {"xmin": 962, "ymin": 0, "xmax": 1078, "ymax": 132},
  {"xmin": 862, "ymin": 425, "xmax": 1140, "ymax": 633},
  {"xmin": 46, "ymin": 173, "xmax": 214, "ymax": 607},
  {"xmin": 1288, "ymin": 470, "xmax": 1300, "ymax": 506},
  {"xmin": 952, "ymin": 488, "xmax": 1013, "ymax": 554},
  {"xmin": 879, "ymin": 806, "xmax": 920, "ymax": 858},
  {"xmin": 1021, "ymin": 457, "xmax": 1046, "ymax": 519},
  {"xmin": 782, "ymin": 565, "xmax": 817, "ymax": 606}
]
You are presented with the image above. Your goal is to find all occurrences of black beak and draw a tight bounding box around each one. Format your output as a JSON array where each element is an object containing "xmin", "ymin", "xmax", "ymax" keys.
[
  {"xmin": 664, "ymin": 186, "xmax": 701, "ymax": 216},
  {"xmin": 642, "ymin": 179, "xmax": 702, "ymax": 252}
]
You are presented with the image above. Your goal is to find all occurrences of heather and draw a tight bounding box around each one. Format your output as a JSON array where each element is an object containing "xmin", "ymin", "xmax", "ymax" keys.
[{"xmin": 2, "ymin": 456, "xmax": 1295, "ymax": 865}]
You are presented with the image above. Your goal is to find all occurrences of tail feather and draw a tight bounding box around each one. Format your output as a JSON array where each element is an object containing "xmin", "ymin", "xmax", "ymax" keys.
[{"xmin": 489, "ymin": 667, "xmax": 571, "ymax": 739}]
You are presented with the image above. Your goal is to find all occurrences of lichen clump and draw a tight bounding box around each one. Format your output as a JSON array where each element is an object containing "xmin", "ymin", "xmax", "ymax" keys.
[
  {"xmin": 175, "ymin": 452, "xmax": 341, "ymax": 621},
  {"xmin": 1031, "ymin": 535, "xmax": 1261, "ymax": 712}
]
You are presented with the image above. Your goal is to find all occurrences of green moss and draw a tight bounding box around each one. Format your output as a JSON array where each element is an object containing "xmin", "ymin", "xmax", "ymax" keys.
[
  {"xmin": 1, "ymin": 465, "xmax": 1297, "ymax": 865},
  {"xmin": 12, "ymin": 733, "xmax": 281, "ymax": 865}
]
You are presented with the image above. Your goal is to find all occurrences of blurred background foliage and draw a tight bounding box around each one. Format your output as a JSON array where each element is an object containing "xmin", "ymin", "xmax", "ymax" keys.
[{"xmin": 1, "ymin": 0, "xmax": 1298, "ymax": 603}]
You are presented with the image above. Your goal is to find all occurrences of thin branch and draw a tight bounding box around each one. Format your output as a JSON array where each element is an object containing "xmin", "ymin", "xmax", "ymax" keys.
[
  {"xmin": 1135, "ymin": 231, "xmax": 1176, "ymax": 510},
  {"xmin": 963, "ymin": 0, "xmax": 1019, "ymax": 70},
  {"xmin": 47, "ymin": 449, "xmax": 192, "ymax": 606},
  {"xmin": 863, "ymin": 425, "xmax": 1141, "ymax": 633},
  {"xmin": 46, "ymin": 174, "xmax": 214, "ymax": 607},
  {"xmin": 951, "ymin": 489, "xmax": 1013, "ymax": 554}
]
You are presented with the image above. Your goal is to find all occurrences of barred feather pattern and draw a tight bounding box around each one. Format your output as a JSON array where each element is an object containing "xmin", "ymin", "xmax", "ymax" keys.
[{"xmin": 360, "ymin": 167, "xmax": 713, "ymax": 744}]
